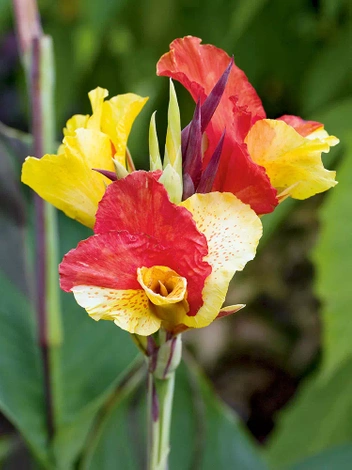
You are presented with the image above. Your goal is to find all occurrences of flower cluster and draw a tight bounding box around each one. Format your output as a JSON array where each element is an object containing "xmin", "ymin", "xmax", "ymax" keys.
[{"xmin": 22, "ymin": 36, "xmax": 338, "ymax": 336}]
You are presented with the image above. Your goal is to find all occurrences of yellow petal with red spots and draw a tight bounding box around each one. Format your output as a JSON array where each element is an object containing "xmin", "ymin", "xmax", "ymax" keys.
[
  {"xmin": 72, "ymin": 285, "xmax": 161, "ymax": 335},
  {"xmin": 21, "ymin": 129, "xmax": 113, "ymax": 228},
  {"xmin": 245, "ymin": 119, "xmax": 338, "ymax": 200},
  {"xmin": 180, "ymin": 192, "xmax": 262, "ymax": 328}
]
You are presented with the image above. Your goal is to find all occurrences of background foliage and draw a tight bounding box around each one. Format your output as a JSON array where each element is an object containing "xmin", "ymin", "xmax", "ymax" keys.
[{"xmin": 0, "ymin": 0, "xmax": 351, "ymax": 468}]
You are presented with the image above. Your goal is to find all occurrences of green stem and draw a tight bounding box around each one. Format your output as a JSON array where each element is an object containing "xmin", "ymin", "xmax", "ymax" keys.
[
  {"xmin": 148, "ymin": 373, "xmax": 175, "ymax": 470},
  {"xmin": 147, "ymin": 333, "xmax": 182, "ymax": 470}
]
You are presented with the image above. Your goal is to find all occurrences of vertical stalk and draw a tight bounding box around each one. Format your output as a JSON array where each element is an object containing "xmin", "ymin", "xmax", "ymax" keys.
[
  {"xmin": 147, "ymin": 334, "xmax": 181, "ymax": 470},
  {"xmin": 147, "ymin": 373, "xmax": 175, "ymax": 470},
  {"xmin": 12, "ymin": 0, "xmax": 63, "ymax": 445}
]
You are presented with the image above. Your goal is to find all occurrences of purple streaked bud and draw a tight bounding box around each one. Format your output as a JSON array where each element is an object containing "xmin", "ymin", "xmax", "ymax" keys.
[
  {"xmin": 200, "ymin": 58, "xmax": 233, "ymax": 132},
  {"xmin": 92, "ymin": 168, "xmax": 117, "ymax": 181},
  {"xmin": 182, "ymin": 172, "xmax": 195, "ymax": 200},
  {"xmin": 181, "ymin": 123, "xmax": 191, "ymax": 160},
  {"xmin": 196, "ymin": 130, "xmax": 226, "ymax": 194},
  {"xmin": 182, "ymin": 100, "xmax": 203, "ymax": 194}
]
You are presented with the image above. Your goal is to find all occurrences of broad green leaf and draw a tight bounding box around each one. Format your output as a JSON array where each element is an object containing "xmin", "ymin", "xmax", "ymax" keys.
[
  {"xmin": 264, "ymin": 360, "xmax": 352, "ymax": 469},
  {"xmin": 312, "ymin": 137, "xmax": 352, "ymax": 378},
  {"xmin": 83, "ymin": 361, "xmax": 267, "ymax": 469},
  {"xmin": 301, "ymin": 24, "xmax": 352, "ymax": 114},
  {"xmin": 289, "ymin": 443, "xmax": 352, "ymax": 470},
  {"xmin": 0, "ymin": 273, "xmax": 49, "ymax": 467}
]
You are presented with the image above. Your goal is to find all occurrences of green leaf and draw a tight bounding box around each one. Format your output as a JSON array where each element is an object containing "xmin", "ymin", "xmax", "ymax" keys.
[
  {"xmin": 301, "ymin": 24, "xmax": 352, "ymax": 114},
  {"xmin": 289, "ymin": 443, "xmax": 352, "ymax": 470},
  {"xmin": 0, "ymin": 273, "xmax": 49, "ymax": 467},
  {"xmin": 312, "ymin": 136, "xmax": 352, "ymax": 378},
  {"xmin": 264, "ymin": 360, "xmax": 352, "ymax": 469},
  {"xmin": 83, "ymin": 360, "xmax": 267, "ymax": 469}
]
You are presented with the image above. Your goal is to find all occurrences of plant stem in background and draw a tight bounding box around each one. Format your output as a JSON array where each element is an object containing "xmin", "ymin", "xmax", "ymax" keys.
[{"xmin": 12, "ymin": 0, "xmax": 63, "ymax": 442}]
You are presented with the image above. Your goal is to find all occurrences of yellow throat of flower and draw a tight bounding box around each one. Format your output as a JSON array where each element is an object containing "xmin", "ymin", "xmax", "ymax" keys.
[{"xmin": 137, "ymin": 266, "xmax": 189, "ymax": 328}]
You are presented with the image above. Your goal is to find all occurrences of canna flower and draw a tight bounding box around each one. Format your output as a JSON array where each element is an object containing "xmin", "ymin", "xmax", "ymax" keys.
[
  {"xmin": 22, "ymin": 87, "xmax": 148, "ymax": 228},
  {"xmin": 157, "ymin": 36, "xmax": 338, "ymax": 213},
  {"xmin": 59, "ymin": 171, "xmax": 262, "ymax": 335}
]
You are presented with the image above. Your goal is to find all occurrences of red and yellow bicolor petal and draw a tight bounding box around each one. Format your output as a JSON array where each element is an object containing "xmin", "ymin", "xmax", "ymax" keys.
[
  {"xmin": 59, "ymin": 172, "xmax": 262, "ymax": 334},
  {"xmin": 22, "ymin": 129, "xmax": 114, "ymax": 228},
  {"xmin": 180, "ymin": 192, "xmax": 262, "ymax": 328},
  {"xmin": 94, "ymin": 171, "xmax": 211, "ymax": 315},
  {"xmin": 245, "ymin": 119, "xmax": 338, "ymax": 199},
  {"xmin": 59, "ymin": 172, "xmax": 212, "ymax": 334},
  {"xmin": 209, "ymin": 134, "xmax": 278, "ymax": 214},
  {"xmin": 277, "ymin": 115, "xmax": 323, "ymax": 137}
]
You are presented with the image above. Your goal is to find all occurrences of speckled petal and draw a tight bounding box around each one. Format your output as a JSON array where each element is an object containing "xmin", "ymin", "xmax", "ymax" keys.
[
  {"xmin": 72, "ymin": 285, "xmax": 161, "ymax": 335},
  {"xmin": 180, "ymin": 192, "xmax": 262, "ymax": 327}
]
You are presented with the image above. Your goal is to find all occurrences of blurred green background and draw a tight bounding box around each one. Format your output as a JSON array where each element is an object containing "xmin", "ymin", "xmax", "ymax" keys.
[{"xmin": 0, "ymin": 0, "xmax": 352, "ymax": 468}]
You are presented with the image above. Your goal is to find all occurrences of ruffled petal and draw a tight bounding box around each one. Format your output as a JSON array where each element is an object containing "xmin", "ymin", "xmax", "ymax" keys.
[
  {"xmin": 72, "ymin": 285, "xmax": 161, "ymax": 335},
  {"xmin": 94, "ymin": 172, "xmax": 211, "ymax": 315},
  {"xmin": 180, "ymin": 192, "xmax": 262, "ymax": 327},
  {"xmin": 22, "ymin": 129, "xmax": 114, "ymax": 228},
  {"xmin": 245, "ymin": 119, "xmax": 338, "ymax": 199},
  {"xmin": 101, "ymin": 93, "xmax": 148, "ymax": 165},
  {"xmin": 277, "ymin": 115, "xmax": 323, "ymax": 137},
  {"xmin": 157, "ymin": 36, "xmax": 265, "ymax": 139}
]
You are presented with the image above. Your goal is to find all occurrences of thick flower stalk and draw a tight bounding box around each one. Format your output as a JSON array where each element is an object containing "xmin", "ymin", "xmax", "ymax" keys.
[{"xmin": 157, "ymin": 36, "xmax": 339, "ymax": 213}]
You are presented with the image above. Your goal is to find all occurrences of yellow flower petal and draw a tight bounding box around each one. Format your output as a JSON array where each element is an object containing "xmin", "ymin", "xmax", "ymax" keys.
[
  {"xmin": 72, "ymin": 285, "xmax": 161, "ymax": 335},
  {"xmin": 64, "ymin": 128, "xmax": 115, "ymax": 172},
  {"xmin": 101, "ymin": 93, "xmax": 149, "ymax": 166},
  {"xmin": 245, "ymin": 119, "xmax": 338, "ymax": 200},
  {"xmin": 180, "ymin": 192, "xmax": 262, "ymax": 328},
  {"xmin": 22, "ymin": 129, "xmax": 113, "ymax": 228},
  {"xmin": 137, "ymin": 265, "xmax": 189, "ymax": 329},
  {"xmin": 63, "ymin": 114, "xmax": 89, "ymax": 137},
  {"xmin": 87, "ymin": 87, "xmax": 109, "ymax": 130}
]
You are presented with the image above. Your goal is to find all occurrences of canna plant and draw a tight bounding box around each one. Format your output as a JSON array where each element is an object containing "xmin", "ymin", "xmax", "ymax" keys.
[{"xmin": 9, "ymin": 0, "xmax": 338, "ymax": 466}]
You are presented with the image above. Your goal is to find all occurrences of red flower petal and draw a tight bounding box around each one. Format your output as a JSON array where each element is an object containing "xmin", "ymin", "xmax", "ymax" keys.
[
  {"xmin": 95, "ymin": 171, "xmax": 204, "ymax": 246},
  {"xmin": 157, "ymin": 36, "xmax": 277, "ymax": 214},
  {"xmin": 277, "ymin": 115, "xmax": 323, "ymax": 137},
  {"xmin": 61, "ymin": 171, "xmax": 212, "ymax": 316},
  {"xmin": 157, "ymin": 36, "xmax": 266, "ymax": 139},
  {"xmin": 211, "ymin": 135, "xmax": 278, "ymax": 215}
]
